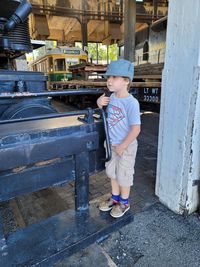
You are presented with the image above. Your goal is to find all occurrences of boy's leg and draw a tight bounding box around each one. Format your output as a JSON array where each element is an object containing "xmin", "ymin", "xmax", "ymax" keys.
[
  {"xmin": 110, "ymin": 186, "xmax": 131, "ymax": 218},
  {"xmin": 99, "ymin": 179, "xmax": 120, "ymax": 211},
  {"xmin": 99, "ymin": 145, "xmax": 120, "ymax": 212},
  {"xmin": 110, "ymin": 141, "xmax": 137, "ymax": 218},
  {"xmin": 120, "ymin": 185, "xmax": 130, "ymax": 199},
  {"xmin": 111, "ymin": 179, "xmax": 120, "ymax": 195}
]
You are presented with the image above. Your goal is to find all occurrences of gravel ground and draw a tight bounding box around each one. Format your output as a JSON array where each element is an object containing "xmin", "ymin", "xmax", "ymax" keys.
[
  {"xmin": 54, "ymin": 202, "xmax": 200, "ymax": 267},
  {"xmin": 100, "ymin": 203, "xmax": 200, "ymax": 267}
]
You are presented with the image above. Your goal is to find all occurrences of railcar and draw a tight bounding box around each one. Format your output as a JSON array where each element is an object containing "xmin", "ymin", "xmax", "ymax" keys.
[{"xmin": 29, "ymin": 46, "xmax": 88, "ymax": 82}]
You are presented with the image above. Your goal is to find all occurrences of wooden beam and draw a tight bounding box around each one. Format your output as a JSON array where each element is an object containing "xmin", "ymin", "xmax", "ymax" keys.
[{"xmin": 49, "ymin": 80, "xmax": 161, "ymax": 88}]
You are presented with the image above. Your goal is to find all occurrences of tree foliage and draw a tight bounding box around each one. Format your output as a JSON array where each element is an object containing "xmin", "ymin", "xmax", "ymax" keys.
[
  {"xmin": 88, "ymin": 43, "xmax": 118, "ymax": 62},
  {"xmin": 76, "ymin": 42, "xmax": 118, "ymax": 63}
]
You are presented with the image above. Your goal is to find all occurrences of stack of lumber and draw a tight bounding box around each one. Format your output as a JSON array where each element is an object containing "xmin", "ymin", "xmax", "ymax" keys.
[{"xmin": 134, "ymin": 63, "xmax": 164, "ymax": 76}]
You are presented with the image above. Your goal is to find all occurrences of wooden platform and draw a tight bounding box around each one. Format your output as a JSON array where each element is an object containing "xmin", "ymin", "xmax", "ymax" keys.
[
  {"xmin": 134, "ymin": 63, "xmax": 164, "ymax": 76},
  {"xmin": 49, "ymin": 80, "xmax": 161, "ymax": 90},
  {"xmin": 67, "ymin": 62, "xmax": 163, "ymax": 83}
]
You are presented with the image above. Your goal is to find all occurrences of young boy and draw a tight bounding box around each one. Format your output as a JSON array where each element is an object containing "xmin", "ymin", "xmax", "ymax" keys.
[{"xmin": 97, "ymin": 59, "xmax": 141, "ymax": 218}]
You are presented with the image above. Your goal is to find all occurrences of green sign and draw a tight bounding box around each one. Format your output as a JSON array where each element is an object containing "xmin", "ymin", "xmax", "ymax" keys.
[{"xmin": 63, "ymin": 50, "xmax": 80, "ymax": 55}]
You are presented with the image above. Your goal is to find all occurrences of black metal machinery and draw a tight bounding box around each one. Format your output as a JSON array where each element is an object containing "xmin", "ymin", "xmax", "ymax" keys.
[{"xmin": 0, "ymin": 1, "xmax": 133, "ymax": 266}]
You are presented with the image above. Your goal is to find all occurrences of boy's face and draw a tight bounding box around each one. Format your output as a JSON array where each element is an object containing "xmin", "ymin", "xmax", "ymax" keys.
[{"xmin": 106, "ymin": 76, "xmax": 129, "ymax": 92}]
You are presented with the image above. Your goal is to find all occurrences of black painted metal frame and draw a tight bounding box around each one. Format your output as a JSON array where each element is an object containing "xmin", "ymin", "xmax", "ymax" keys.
[
  {"xmin": 0, "ymin": 108, "xmax": 110, "ymax": 202},
  {"xmin": 0, "ymin": 105, "xmax": 133, "ymax": 267},
  {"xmin": 0, "ymin": 70, "xmax": 133, "ymax": 266}
]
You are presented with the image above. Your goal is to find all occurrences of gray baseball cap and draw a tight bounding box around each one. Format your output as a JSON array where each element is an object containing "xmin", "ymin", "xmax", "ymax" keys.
[{"xmin": 104, "ymin": 59, "xmax": 134, "ymax": 81}]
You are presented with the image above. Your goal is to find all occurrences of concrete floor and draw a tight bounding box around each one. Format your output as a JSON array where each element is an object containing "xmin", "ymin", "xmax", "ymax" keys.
[{"xmin": 1, "ymin": 100, "xmax": 200, "ymax": 266}]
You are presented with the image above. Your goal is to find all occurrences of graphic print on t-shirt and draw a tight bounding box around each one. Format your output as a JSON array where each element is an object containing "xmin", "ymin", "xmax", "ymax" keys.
[{"xmin": 107, "ymin": 104, "xmax": 125, "ymax": 128}]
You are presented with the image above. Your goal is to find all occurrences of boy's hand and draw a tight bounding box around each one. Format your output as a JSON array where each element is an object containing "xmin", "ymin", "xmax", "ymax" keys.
[
  {"xmin": 97, "ymin": 93, "xmax": 110, "ymax": 108},
  {"xmin": 113, "ymin": 144, "xmax": 126, "ymax": 156}
]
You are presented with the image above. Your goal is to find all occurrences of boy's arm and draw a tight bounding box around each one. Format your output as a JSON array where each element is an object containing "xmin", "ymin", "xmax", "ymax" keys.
[
  {"xmin": 113, "ymin": 124, "xmax": 141, "ymax": 156},
  {"xmin": 97, "ymin": 93, "xmax": 110, "ymax": 108}
]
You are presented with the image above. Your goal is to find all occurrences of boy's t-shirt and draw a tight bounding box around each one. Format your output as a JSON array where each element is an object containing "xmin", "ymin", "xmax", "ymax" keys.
[{"xmin": 106, "ymin": 93, "xmax": 141, "ymax": 145}]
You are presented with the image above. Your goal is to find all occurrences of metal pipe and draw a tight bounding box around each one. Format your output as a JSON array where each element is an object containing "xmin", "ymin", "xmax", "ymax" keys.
[
  {"xmin": 0, "ymin": 88, "xmax": 104, "ymax": 99},
  {"xmin": 100, "ymin": 109, "xmax": 111, "ymax": 162},
  {"xmin": 0, "ymin": 109, "xmax": 93, "ymax": 124},
  {"xmin": 4, "ymin": 0, "xmax": 32, "ymax": 32}
]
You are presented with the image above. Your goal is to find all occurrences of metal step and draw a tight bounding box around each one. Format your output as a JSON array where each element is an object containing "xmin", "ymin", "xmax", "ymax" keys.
[{"xmin": 0, "ymin": 204, "xmax": 133, "ymax": 267}]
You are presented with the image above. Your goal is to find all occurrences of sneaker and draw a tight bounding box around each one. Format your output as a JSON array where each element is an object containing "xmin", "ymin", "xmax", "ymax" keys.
[
  {"xmin": 99, "ymin": 198, "xmax": 118, "ymax": 211},
  {"xmin": 110, "ymin": 202, "xmax": 130, "ymax": 218}
]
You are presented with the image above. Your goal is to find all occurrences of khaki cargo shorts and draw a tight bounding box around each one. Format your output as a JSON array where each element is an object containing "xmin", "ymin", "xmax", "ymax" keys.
[{"xmin": 105, "ymin": 140, "xmax": 138, "ymax": 187}]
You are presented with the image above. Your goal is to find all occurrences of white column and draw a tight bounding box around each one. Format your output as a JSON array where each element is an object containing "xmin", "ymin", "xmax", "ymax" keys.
[{"xmin": 156, "ymin": 0, "xmax": 200, "ymax": 214}]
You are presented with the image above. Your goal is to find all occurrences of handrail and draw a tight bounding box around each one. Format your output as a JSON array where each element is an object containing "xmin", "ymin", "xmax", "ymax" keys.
[
  {"xmin": 0, "ymin": 88, "xmax": 104, "ymax": 99},
  {"xmin": 98, "ymin": 108, "xmax": 111, "ymax": 162},
  {"xmin": 0, "ymin": 109, "xmax": 90, "ymax": 124}
]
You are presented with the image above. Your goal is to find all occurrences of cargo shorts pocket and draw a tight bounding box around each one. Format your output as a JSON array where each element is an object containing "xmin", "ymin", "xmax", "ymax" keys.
[
  {"xmin": 117, "ymin": 166, "xmax": 134, "ymax": 186},
  {"xmin": 117, "ymin": 154, "xmax": 135, "ymax": 186},
  {"xmin": 116, "ymin": 141, "xmax": 138, "ymax": 186},
  {"xmin": 119, "ymin": 142, "xmax": 137, "ymax": 169}
]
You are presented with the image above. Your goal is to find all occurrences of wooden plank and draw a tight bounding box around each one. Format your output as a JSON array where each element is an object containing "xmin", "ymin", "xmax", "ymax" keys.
[
  {"xmin": 50, "ymin": 80, "xmax": 161, "ymax": 88},
  {"xmin": 69, "ymin": 63, "xmax": 163, "ymax": 79},
  {"xmin": 134, "ymin": 63, "xmax": 164, "ymax": 76},
  {"xmin": 133, "ymin": 75, "xmax": 161, "ymax": 79},
  {"xmin": 9, "ymin": 200, "xmax": 26, "ymax": 228}
]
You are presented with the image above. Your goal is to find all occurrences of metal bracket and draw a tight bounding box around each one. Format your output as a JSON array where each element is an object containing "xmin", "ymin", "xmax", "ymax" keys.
[{"xmin": 192, "ymin": 180, "xmax": 200, "ymax": 186}]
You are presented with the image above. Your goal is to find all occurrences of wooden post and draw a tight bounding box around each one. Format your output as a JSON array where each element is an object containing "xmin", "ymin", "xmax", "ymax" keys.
[{"xmin": 124, "ymin": 0, "xmax": 136, "ymax": 62}]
